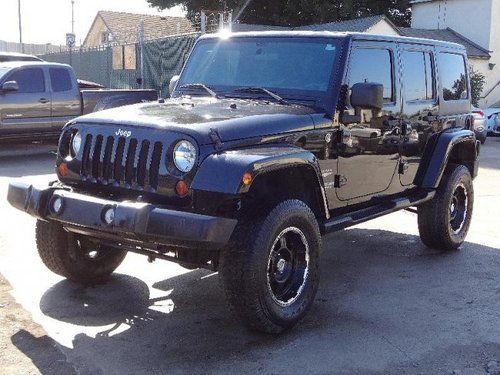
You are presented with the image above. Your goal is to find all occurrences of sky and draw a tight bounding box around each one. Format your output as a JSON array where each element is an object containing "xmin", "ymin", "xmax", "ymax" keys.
[{"xmin": 0, "ymin": 0, "xmax": 186, "ymax": 46}]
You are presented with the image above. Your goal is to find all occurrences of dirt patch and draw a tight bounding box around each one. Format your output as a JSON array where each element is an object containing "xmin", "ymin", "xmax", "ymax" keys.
[{"xmin": 0, "ymin": 274, "xmax": 76, "ymax": 375}]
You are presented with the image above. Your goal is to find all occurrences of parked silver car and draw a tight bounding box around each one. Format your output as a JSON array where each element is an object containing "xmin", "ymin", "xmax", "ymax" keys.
[
  {"xmin": 485, "ymin": 107, "xmax": 500, "ymax": 136},
  {"xmin": 472, "ymin": 108, "xmax": 487, "ymax": 143}
]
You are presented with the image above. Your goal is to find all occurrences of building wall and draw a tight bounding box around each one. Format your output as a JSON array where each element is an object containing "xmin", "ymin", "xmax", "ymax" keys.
[
  {"xmin": 411, "ymin": 0, "xmax": 493, "ymax": 49},
  {"xmin": 366, "ymin": 21, "xmax": 400, "ymax": 36},
  {"xmin": 83, "ymin": 16, "xmax": 110, "ymax": 48},
  {"xmin": 412, "ymin": 0, "xmax": 500, "ymax": 107}
]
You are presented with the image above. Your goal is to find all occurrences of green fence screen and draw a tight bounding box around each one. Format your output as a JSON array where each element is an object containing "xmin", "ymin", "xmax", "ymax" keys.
[{"xmin": 39, "ymin": 34, "xmax": 199, "ymax": 97}]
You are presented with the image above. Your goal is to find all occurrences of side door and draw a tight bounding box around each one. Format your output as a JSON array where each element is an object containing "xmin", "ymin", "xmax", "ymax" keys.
[
  {"xmin": 0, "ymin": 67, "xmax": 51, "ymax": 136},
  {"xmin": 336, "ymin": 42, "xmax": 402, "ymax": 203},
  {"xmin": 49, "ymin": 66, "xmax": 81, "ymax": 130},
  {"xmin": 399, "ymin": 45, "xmax": 439, "ymax": 186}
]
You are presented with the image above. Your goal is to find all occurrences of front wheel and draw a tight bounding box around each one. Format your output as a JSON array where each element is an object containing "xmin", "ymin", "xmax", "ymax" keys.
[
  {"xmin": 36, "ymin": 220, "xmax": 127, "ymax": 284},
  {"xmin": 219, "ymin": 200, "xmax": 321, "ymax": 334},
  {"xmin": 418, "ymin": 165, "xmax": 474, "ymax": 251}
]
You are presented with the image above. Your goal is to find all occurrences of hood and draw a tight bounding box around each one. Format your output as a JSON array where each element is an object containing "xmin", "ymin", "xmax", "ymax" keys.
[{"xmin": 75, "ymin": 97, "xmax": 319, "ymax": 145}]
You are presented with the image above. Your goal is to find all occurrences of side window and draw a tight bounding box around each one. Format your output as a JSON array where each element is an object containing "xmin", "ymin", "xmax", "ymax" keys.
[
  {"xmin": 439, "ymin": 52, "xmax": 468, "ymax": 101},
  {"xmin": 8, "ymin": 68, "xmax": 45, "ymax": 93},
  {"xmin": 402, "ymin": 50, "xmax": 435, "ymax": 101},
  {"xmin": 349, "ymin": 48, "xmax": 394, "ymax": 102},
  {"xmin": 49, "ymin": 68, "xmax": 73, "ymax": 92}
]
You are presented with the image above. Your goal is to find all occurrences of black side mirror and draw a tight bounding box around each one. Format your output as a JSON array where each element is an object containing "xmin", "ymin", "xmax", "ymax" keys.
[
  {"xmin": 1, "ymin": 81, "xmax": 19, "ymax": 92},
  {"xmin": 350, "ymin": 82, "xmax": 384, "ymax": 111}
]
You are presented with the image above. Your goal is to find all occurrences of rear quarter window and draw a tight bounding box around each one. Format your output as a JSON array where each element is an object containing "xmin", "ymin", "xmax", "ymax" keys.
[
  {"xmin": 49, "ymin": 68, "xmax": 73, "ymax": 92},
  {"xmin": 439, "ymin": 52, "xmax": 468, "ymax": 101}
]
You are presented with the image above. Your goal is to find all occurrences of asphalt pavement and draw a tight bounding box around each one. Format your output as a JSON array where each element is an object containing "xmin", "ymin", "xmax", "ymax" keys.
[{"xmin": 0, "ymin": 139, "xmax": 499, "ymax": 375}]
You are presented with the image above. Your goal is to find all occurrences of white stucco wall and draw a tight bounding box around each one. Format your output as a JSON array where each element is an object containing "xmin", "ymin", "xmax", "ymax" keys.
[
  {"xmin": 366, "ymin": 21, "xmax": 400, "ymax": 36},
  {"xmin": 411, "ymin": 0, "xmax": 493, "ymax": 50}
]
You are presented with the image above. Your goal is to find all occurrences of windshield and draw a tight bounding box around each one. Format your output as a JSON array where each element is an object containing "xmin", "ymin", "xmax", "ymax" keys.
[
  {"xmin": 0, "ymin": 68, "xmax": 11, "ymax": 81},
  {"xmin": 177, "ymin": 37, "xmax": 340, "ymax": 103}
]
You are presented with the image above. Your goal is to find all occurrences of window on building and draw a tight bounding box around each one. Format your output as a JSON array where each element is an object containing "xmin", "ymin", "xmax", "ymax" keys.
[
  {"xmin": 439, "ymin": 52, "xmax": 468, "ymax": 101},
  {"xmin": 8, "ymin": 68, "xmax": 45, "ymax": 93},
  {"xmin": 49, "ymin": 68, "xmax": 73, "ymax": 92},
  {"xmin": 402, "ymin": 50, "xmax": 435, "ymax": 101},
  {"xmin": 101, "ymin": 31, "xmax": 112, "ymax": 44},
  {"xmin": 349, "ymin": 48, "xmax": 394, "ymax": 102}
]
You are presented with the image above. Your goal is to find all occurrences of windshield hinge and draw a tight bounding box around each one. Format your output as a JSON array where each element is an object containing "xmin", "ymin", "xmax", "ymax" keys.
[
  {"xmin": 209, "ymin": 128, "xmax": 223, "ymax": 151},
  {"xmin": 334, "ymin": 174, "xmax": 348, "ymax": 188}
]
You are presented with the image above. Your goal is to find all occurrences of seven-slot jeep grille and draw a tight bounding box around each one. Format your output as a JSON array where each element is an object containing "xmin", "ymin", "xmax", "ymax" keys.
[{"xmin": 80, "ymin": 133, "xmax": 164, "ymax": 191}]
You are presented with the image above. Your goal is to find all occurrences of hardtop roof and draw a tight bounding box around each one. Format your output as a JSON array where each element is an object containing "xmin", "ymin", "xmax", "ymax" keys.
[{"xmin": 200, "ymin": 30, "xmax": 467, "ymax": 53}]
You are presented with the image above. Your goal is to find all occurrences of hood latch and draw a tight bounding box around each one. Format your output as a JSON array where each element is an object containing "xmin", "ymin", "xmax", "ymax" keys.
[{"xmin": 209, "ymin": 128, "xmax": 223, "ymax": 151}]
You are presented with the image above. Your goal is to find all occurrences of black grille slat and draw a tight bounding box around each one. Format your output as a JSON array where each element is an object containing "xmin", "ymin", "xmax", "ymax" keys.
[
  {"xmin": 102, "ymin": 136, "xmax": 115, "ymax": 182},
  {"xmin": 113, "ymin": 137, "xmax": 126, "ymax": 184},
  {"xmin": 81, "ymin": 134, "xmax": 93, "ymax": 177},
  {"xmin": 124, "ymin": 138, "xmax": 138, "ymax": 186},
  {"xmin": 77, "ymin": 131, "xmax": 162, "ymax": 191},
  {"xmin": 149, "ymin": 142, "xmax": 163, "ymax": 189},
  {"xmin": 91, "ymin": 135, "xmax": 104, "ymax": 179},
  {"xmin": 136, "ymin": 140, "xmax": 150, "ymax": 188}
]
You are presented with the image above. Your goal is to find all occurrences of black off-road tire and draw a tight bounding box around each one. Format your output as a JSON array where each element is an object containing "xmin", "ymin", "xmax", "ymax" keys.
[
  {"xmin": 418, "ymin": 165, "xmax": 474, "ymax": 251},
  {"xmin": 219, "ymin": 200, "xmax": 321, "ymax": 334},
  {"xmin": 36, "ymin": 220, "xmax": 127, "ymax": 284}
]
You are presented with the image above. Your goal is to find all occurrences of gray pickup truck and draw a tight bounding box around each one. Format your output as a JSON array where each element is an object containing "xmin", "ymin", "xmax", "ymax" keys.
[{"xmin": 0, "ymin": 61, "xmax": 157, "ymax": 141}]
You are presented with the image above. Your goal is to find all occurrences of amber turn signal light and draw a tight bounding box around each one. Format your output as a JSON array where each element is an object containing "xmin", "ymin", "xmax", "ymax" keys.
[
  {"xmin": 175, "ymin": 180, "xmax": 189, "ymax": 197},
  {"xmin": 58, "ymin": 163, "xmax": 69, "ymax": 177},
  {"xmin": 242, "ymin": 172, "xmax": 252, "ymax": 186}
]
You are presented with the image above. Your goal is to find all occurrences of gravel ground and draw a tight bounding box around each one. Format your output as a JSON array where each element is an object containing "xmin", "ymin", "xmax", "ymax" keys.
[{"xmin": 0, "ymin": 139, "xmax": 499, "ymax": 375}]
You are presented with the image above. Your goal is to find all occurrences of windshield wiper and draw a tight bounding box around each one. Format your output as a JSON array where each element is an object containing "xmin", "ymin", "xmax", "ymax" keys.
[
  {"xmin": 178, "ymin": 83, "xmax": 218, "ymax": 98},
  {"xmin": 232, "ymin": 87, "xmax": 289, "ymax": 105}
]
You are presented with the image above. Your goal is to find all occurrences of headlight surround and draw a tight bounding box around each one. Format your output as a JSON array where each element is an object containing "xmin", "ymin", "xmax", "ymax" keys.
[
  {"xmin": 71, "ymin": 131, "xmax": 82, "ymax": 156},
  {"xmin": 173, "ymin": 140, "xmax": 197, "ymax": 173}
]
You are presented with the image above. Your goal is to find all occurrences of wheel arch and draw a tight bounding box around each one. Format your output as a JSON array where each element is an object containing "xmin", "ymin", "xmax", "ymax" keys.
[
  {"xmin": 191, "ymin": 147, "xmax": 329, "ymax": 220},
  {"xmin": 415, "ymin": 129, "xmax": 478, "ymax": 189}
]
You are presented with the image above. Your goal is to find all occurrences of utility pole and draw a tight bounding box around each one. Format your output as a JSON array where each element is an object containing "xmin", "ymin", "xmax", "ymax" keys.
[
  {"xmin": 18, "ymin": 0, "xmax": 24, "ymax": 53},
  {"xmin": 71, "ymin": 0, "xmax": 75, "ymax": 34}
]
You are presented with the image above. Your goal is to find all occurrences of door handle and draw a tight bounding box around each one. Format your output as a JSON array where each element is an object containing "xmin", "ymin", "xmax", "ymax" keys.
[{"xmin": 39, "ymin": 98, "xmax": 50, "ymax": 104}]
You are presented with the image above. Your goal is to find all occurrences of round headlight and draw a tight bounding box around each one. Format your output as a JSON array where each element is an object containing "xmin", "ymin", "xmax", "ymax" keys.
[
  {"xmin": 173, "ymin": 140, "xmax": 197, "ymax": 173},
  {"xmin": 71, "ymin": 132, "xmax": 82, "ymax": 156}
]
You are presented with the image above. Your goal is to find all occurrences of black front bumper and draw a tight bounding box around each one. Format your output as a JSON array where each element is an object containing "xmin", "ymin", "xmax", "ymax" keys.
[{"xmin": 7, "ymin": 182, "xmax": 237, "ymax": 250}]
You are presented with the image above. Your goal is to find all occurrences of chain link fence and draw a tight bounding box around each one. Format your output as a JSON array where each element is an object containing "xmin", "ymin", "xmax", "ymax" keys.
[{"xmin": 39, "ymin": 33, "xmax": 200, "ymax": 96}]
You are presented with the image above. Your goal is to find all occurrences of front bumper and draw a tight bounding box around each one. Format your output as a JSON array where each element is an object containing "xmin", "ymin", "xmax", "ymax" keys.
[{"xmin": 7, "ymin": 182, "xmax": 237, "ymax": 250}]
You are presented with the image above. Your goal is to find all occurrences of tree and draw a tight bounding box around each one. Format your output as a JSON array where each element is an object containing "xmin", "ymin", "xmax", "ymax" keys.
[
  {"xmin": 147, "ymin": 0, "xmax": 412, "ymax": 27},
  {"xmin": 470, "ymin": 70, "xmax": 486, "ymax": 108}
]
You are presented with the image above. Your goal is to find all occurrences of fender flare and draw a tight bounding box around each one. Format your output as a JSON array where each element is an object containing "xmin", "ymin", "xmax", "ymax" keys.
[
  {"xmin": 191, "ymin": 146, "xmax": 329, "ymax": 217},
  {"xmin": 415, "ymin": 128, "xmax": 478, "ymax": 189}
]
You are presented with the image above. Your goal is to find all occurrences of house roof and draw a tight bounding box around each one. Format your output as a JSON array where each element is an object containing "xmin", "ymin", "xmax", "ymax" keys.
[
  {"xmin": 297, "ymin": 15, "xmax": 394, "ymax": 32},
  {"xmin": 233, "ymin": 15, "xmax": 396, "ymax": 33},
  {"xmin": 84, "ymin": 11, "xmax": 196, "ymax": 46},
  {"xmin": 398, "ymin": 27, "xmax": 491, "ymax": 58}
]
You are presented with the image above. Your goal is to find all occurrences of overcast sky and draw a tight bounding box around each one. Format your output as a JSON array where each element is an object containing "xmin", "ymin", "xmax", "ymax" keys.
[{"xmin": 0, "ymin": 0, "xmax": 185, "ymax": 46}]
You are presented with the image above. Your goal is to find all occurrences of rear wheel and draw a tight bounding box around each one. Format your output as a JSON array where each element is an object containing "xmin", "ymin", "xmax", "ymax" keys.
[
  {"xmin": 219, "ymin": 200, "xmax": 321, "ymax": 334},
  {"xmin": 418, "ymin": 165, "xmax": 473, "ymax": 251},
  {"xmin": 36, "ymin": 220, "xmax": 127, "ymax": 284}
]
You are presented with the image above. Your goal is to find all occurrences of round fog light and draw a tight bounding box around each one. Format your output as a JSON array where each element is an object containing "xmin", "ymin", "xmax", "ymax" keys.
[
  {"xmin": 103, "ymin": 207, "xmax": 115, "ymax": 225},
  {"xmin": 52, "ymin": 197, "xmax": 64, "ymax": 214}
]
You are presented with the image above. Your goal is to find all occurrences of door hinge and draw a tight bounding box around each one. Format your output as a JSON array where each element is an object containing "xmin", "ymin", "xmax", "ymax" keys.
[
  {"xmin": 334, "ymin": 174, "xmax": 348, "ymax": 188},
  {"xmin": 399, "ymin": 160, "xmax": 409, "ymax": 175}
]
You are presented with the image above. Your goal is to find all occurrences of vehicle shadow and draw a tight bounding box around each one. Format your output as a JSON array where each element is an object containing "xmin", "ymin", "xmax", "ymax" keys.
[
  {"xmin": 0, "ymin": 143, "xmax": 55, "ymax": 178},
  {"xmin": 11, "ymin": 228, "xmax": 500, "ymax": 374}
]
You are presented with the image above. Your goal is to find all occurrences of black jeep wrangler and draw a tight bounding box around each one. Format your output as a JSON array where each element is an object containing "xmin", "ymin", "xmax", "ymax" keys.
[{"xmin": 8, "ymin": 31, "xmax": 479, "ymax": 334}]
